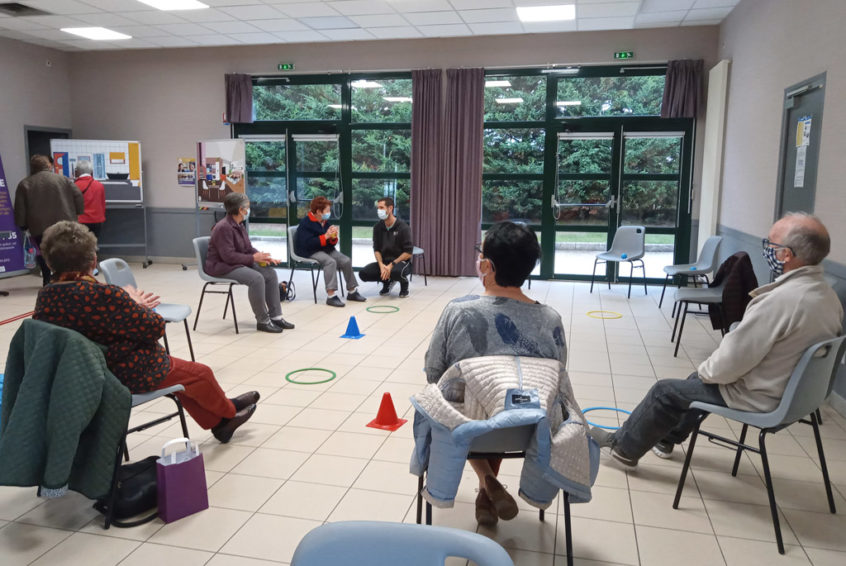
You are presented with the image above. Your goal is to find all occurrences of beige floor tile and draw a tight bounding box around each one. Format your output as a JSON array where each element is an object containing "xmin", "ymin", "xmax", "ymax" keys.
[
  {"xmin": 309, "ymin": 391, "xmax": 368, "ymax": 412},
  {"xmin": 231, "ymin": 447, "xmax": 309, "ymax": 479},
  {"xmin": 769, "ymin": 476, "xmax": 846, "ymax": 512},
  {"xmin": 31, "ymin": 532, "xmax": 139, "ymax": 566},
  {"xmin": 693, "ymin": 469, "xmax": 770, "ymax": 506},
  {"xmin": 224, "ymin": 422, "xmax": 282, "ymax": 448},
  {"xmin": 286, "ymin": 407, "xmax": 351, "ymax": 430},
  {"xmin": 327, "ymin": 488, "xmax": 415, "ymax": 523},
  {"xmin": 262, "ymin": 388, "xmax": 320, "ymax": 407},
  {"xmin": 219, "ymin": 513, "xmax": 321, "ymax": 563},
  {"xmin": 506, "ymin": 548, "xmax": 557, "ymax": 566},
  {"xmin": 804, "ymin": 547, "xmax": 846, "ymax": 566},
  {"xmin": 373, "ymin": 436, "xmax": 415, "ymax": 463},
  {"xmin": 781, "ymin": 506, "xmax": 846, "ymax": 551},
  {"xmin": 703, "ymin": 499, "xmax": 798, "ymax": 545},
  {"xmin": 148, "ymin": 507, "xmax": 252, "ymax": 552},
  {"xmin": 561, "ymin": 516, "xmax": 638, "ymax": 565},
  {"xmin": 353, "ymin": 460, "xmax": 419, "ymax": 495},
  {"xmin": 290, "ymin": 453, "xmax": 369, "ymax": 487},
  {"xmin": 247, "ymin": 403, "xmax": 302, "ymax": 426},
  {"xmin": 316, "ymin": 430, "xmax": 386, "ymax": 459},
  {"xmin": 207, "ymin": 473, "xmax": 284, "ymax": 512},
  {"xmin": 200, "ymin": 442, "xmax": 255, "ymax": 473},
  {"xmin": 261, "ymin": 426, "xmax": 332, "ymax": 452},
  {"xmin": 205, "ymin": 554, "xmax": 285, "ymax": 565},
  {"xmin": 630, "ymin": 490, "xmax": 713, "ymax": 534},
  {"xmin": 718, "ymin": 536, "xmax": 810, "ymax": 566},
  {"xmin": 0, "ymin": 522, "xmax": 72, "ymax": 566},
  {"xmin": 119, "ymin": 543, "xmax": 213, "ymax": 566},
  {"xmin": 478, "ymin": 511, "xmax": 559, "ymax": 555},
  {"xmin": 0, "ymin": 486, "xmax": 44, "ymax": 521},
  {"xmin": 624, "ymin": 462, "xmax": 695, "ymax": 495},
  {"xmin": 260, "ymin": 480, "xmax": 347, "ymax": 521},
  {"xmin": 17, "ymin": 491, "xmax": 101, "ymax": 531},
  {"xmin": 636, "ymin": 525, "xmax": 724, "ymax": 566},
  {"xmin": 567, "ymin": 486, "xmax": 632, "ymax": 523}
]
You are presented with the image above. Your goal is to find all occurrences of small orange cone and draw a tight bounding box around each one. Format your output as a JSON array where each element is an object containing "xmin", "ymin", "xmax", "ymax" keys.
[{"xmin": 367, "ymin": 393, "xmax": 407, "ymax": 431}]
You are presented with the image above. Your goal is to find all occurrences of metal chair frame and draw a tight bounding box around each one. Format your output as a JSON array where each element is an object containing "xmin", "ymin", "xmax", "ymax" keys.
[
  {"xmin": 192, "ymin": 237, "xmax": 243, "ymax": 334},
  {"xmin": 589, "ymin": 226, "xmax": 647, "ymax": 299}
]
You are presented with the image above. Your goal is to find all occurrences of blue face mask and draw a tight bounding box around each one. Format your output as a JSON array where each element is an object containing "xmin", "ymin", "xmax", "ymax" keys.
[
  {"xmin": 321, "ymin": 212, "xmax": 331, "ymax": 221},
  {"xmin": 762, "ymin": 246, "xmax": 785, "ymax": 276}
]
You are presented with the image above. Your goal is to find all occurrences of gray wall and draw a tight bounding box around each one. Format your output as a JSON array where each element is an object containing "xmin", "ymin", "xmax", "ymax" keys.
[{"xmin": 0, "ymin": 37, "xmax": 72, "ymax": 193}]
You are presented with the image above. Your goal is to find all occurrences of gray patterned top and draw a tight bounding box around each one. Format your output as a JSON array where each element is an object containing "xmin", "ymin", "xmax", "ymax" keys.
[{"xmin": 424, "ymin": 295, "xmax": 567, "ymax": 383}]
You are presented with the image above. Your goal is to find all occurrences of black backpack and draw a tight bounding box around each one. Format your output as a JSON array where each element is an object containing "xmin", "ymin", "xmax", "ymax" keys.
[{"xmin": 95, "ymin": 455, "xmax": 158, "ymax": 522}]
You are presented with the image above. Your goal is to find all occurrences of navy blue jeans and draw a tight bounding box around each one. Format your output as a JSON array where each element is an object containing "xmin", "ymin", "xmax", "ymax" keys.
[{"xmin": 614, "ymin": 372, "xmax": 726, "ymax": 459}]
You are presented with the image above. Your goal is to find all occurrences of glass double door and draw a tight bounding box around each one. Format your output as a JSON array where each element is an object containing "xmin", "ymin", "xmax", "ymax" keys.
[
  {"xmin": 242, "ymin": 130, "xmax": 341, "ymax": 264},
  {"xmin": 548, "ymin": 123, "xmax": 692, "ymax": 282}
]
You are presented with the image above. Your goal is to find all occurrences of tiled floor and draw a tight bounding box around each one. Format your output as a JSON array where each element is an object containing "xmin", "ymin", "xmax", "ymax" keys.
[{"xmin": 1, "ymin": 263, "xmax": 846, "ymax": 565}]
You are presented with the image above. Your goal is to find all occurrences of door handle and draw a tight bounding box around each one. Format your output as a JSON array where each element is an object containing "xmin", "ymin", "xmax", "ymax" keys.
[
  {"xmin": 288, "ymin": 190, "xmax": 295, "ymax": 203},
  {"xmin": 605, "ymin": 196, "xmax": 617, "ymax": 208}
]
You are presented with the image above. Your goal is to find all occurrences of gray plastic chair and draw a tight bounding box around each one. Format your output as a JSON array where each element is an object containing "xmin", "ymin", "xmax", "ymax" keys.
[
  {"xmin": 673, "ymin": 335, "xmax": 846, "ymax": 555},
  {"xmin": 670, "ymin": 281, "xmax": 727, "ymax": 357},
  {"xmin": 589, "ymin": 225, "xmax": 647, "ymax": 298},
  {"xmin": 99, "ymin": 258, "xmax": 195, "ymax": 361},
  {"xmin": 291, "ymin": 521, "xmax": 514, "ymax": 566},
  {"xmin": 411, "ymin": 246, "xmax": 428, "ymax": 286},
  {"xmin": 659, "ymin": 235, "xmax": 722, "ymax": 307},
  {"xmin": 192, "ymin": 236, "xmax": 244, "ymax": 334},
  {"xmin": 286, "ymin": 225, "xmax": 343, "ymax": 304}
]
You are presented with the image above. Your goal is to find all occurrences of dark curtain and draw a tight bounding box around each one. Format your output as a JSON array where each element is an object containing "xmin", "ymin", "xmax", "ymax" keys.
[
  {"xmin": 225, "ymin": 74, "xmax": 253, "ymax": 123},
  {"xmin": 661, "ymin": 59, "xmax": 704, "ymax": 119},
  {"xmin": 410, "ymin": 69, "xmax": 443, "ymax": 277},
  {"xmin": 439, "ymin": 68, "xmax": 485, "ymax": 276}
]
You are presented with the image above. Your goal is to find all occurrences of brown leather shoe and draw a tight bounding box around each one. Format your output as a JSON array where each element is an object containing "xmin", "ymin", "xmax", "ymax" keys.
[
  {"xmin": 212, "ymin": 404, "xmax": 257, "ymax": 443},
  {"xmin": 230, "ymin": 391, "xmax": 260, "ymax": 411},
  {"xmin": 484, "ymin": 475, "xmax": 519, "ymax": 520},
  {"xmin": 475, "ymin": 488, "xmax": 498, "ymax": 527}
]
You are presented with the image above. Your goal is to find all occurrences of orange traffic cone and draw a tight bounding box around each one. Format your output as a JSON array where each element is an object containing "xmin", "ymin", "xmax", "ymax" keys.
[{"xmin": 366, "ymin": 393, "xmax": 407, "ymax": 431}]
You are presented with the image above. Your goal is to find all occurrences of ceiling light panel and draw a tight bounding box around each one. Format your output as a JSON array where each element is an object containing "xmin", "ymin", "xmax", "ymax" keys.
[
  {"xmin": 61, "ymin": 26, "xmax": 131, "ymax": 40},
  {"xmin": 137, "ymin": 0, "xmax": 208, "ymax": 10},
  {"xmin": 516, "ymin": 4, "xmax": 575, "ymax": 23}
]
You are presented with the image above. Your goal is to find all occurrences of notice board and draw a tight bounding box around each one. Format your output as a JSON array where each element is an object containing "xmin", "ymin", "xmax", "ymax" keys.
[{"xmin": 50, "ymin": 139, "xmax": 143, "ymax": 203}]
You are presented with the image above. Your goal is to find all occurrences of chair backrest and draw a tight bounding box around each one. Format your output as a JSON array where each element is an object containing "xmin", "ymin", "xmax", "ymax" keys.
[
  {"xmin": 192, "ymin": 237, "xmax": 215, "ymax": 282},
  {"xmin": 291, "ymin": 521, "xmax": 514, "ymax": 566},
  {"xmin": 694, "ymin": 235, "xmax": 722, "ymax": 272},
  {"xmin": 288, "ymin": 225, "xmax": 315, "ymax": 264},
  {"xmin": 770, "ymin": 335, "xmax": 846, "ymax": 426},
  {"xmin": 608, "ymin": 225, "xmax": 645, "ymax": 256},
  {"xmin": 98, "ymin": 258, "xmax": 137, "ymax": 288}
]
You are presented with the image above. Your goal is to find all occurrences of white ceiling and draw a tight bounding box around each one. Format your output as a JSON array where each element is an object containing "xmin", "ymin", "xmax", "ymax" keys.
[{"xmin": 0, "ymin": 0, "xmax": 740, "ymax": 52}]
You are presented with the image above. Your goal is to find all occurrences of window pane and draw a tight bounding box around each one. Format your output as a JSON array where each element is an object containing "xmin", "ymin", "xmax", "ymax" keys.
[
  {"xmin": 620, "ymin": 180, "xmax": 679, "ymax": 228},
  {"xmin": 248, "ymin": 222, "xmax": 288, "ymax": 263},
  {"xmin": 554, "ymin": 231, "xmax": 609, "ymax": 276},
  {"xmin": 351, "ymin": 178, "xmax": 409, "ymax": 221},
  {"xmin": 555, "ymin": 76, "xmax": 665, "ymax": 117},
  {"xmin": 482, "ymin": 180, "xmax": 543, "ymax": 224},
  {"xmin": 558, "ymin": 137, "xmax": 613, "ymax": 174},
  {"xmin": 623, "ymin": 136, "xmax": 682, "ymax": 174},
  {"xmin": 643, "ymin": 234, "xmax": 675, "ymax": 279},
  {"xmin": 352, "ymin": 130, "xmax": 411, "ymax": 172},
  {"xmin": 555, "ymin": 180, "xmax": 610, "ymax": 226},
  {"xmin": 351, "ymin": 78, "xmax": 413, "ymax": 123},
  {"xmin": 484, "ymin": 75, "xmax": 546, "ymax": 121},
  {"xmin": 296, "ymin": 177, "xmax": 338, "ymax": 219},
  {"xmin": 245, "ymin": 140, "xmax": 286, "ymax": 172},
  {"xmin": 484, "ymin": 129, "xmax": 544, "ymax": 174},
  {"xmin": 254, "ymin": 83, "xmax": 342, "ymax": 121},
  {"xmin": 296, "ymin": 140, "xmax": 339, "ymax": 173},
  {"xmin": 247, "ymin": 176, "xmax": 287, "ymax": 218}
]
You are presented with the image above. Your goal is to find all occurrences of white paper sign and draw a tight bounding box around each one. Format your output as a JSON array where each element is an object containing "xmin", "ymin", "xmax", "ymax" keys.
[{"xmin": 794, "ymin": 145, "xmax": 807, "ymax": 188}]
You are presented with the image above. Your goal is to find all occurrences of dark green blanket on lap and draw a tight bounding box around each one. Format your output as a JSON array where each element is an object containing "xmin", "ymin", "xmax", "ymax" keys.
[{"xmin": 0, "ymin": 319, "xmax": 131, "ymax": 500}]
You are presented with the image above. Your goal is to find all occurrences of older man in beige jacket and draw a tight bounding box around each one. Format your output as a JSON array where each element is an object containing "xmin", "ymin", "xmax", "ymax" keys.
[{"xmin": 591, "ymin": 213, "xmax": 843, "ymax": 467}]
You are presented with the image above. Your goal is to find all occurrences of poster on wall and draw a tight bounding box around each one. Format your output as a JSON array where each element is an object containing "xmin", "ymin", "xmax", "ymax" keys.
[
  {"xmin": 177, "ymin": 157, "xmax": 196, "ymax": 186},
  {"xmin": 196, "ymin": 139, "xmax": 246, "ymax": 204},
  {"xmin": 0, "ymin": 152, "xmax": 27, "ymax": 276},
  {"xmin": 51, "ymin": 139, "xmax": 143, "ymax": 203}
]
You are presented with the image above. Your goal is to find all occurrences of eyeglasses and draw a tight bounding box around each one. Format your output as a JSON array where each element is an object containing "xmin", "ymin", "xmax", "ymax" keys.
[
  {"xmin": 474, "ymin": 245, "xmax": 483, "ymax": 256},
  {"xmin": 761, "ymin": 238, "xmax": 794, "ymax": 254}
]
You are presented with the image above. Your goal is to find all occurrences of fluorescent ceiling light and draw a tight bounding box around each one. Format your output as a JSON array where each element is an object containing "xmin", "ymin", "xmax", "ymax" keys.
[
  {"xmin": 137, "ymin": 0, "xmax": 208, "ymax": 10},
  {"xmin": 351, "ymin": 80, "xmax": 383, "ymax": 88},
  {"xmin": 556, "ymin": 100, "xmax": 582, "ymax": 106},
  {"xmin": 517, "ymin": 4, "xmax": 575, "ymax": 23},
  {"xmin": 495, "ymin": 98, "xmax": 524, "ymax": 104},
  {"xmin": 383, "ymin": 97, "xmax": 412, "ymax": 103},
  {"xmin": 61, "ymin": 27, "xmax": 131, "ymax": 40},
  {"xmin": 485, "ymin": 80, "xmax": 511, "ymax": 88}
]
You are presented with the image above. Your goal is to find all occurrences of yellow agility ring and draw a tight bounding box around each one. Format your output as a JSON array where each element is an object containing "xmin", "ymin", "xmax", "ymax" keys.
[{"xmin": 586, "ymin": 310, "xmax": 623, "ymax": 320}]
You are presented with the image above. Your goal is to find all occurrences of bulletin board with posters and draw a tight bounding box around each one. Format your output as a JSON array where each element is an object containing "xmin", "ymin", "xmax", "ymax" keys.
[
  {"xmin": 196, "ymin": 139, "xmax": 246, "ymax": 206},
  {"xmin": 49, "ymin": 139, "xmax": 143, "ymax": 203}
]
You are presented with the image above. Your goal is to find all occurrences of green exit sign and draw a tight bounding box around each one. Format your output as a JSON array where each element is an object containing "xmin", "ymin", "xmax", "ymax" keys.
[
  {"xmin": 614, "ymin": 51, "xmax": 634, "ymax": 60},
  {"xmin": 277, "ymin": 63, "xmax": 295, "ymax": 71}
]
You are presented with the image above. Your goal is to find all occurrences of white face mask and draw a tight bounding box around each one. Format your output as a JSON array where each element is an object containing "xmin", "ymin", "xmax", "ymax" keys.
[
  {"xmin": 242, "ymin": 207, "xmax": 250, "ymax": 219},
  {"xmin": 377, "ymin": 209, "xmax": 388, "ymax": 220},
  {"xmin": 475, "ymin": 257, "xmax": 494, "ymax": 287}
]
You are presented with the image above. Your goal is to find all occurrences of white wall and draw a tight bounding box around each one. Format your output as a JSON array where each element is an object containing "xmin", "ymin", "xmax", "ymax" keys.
[{"xmin": 0, "ymin": 37, "xmax": 72, "ymax": 193}]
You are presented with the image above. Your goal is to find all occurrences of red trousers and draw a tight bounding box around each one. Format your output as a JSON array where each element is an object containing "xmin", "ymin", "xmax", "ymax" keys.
[{"xmin": 156, "ymin": 357, "xmax": 236, "ymax": 429}]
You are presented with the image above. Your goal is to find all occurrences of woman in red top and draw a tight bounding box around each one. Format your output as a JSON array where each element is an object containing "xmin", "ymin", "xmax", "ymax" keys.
[
  {"xmin": 33, "ymin": 221, "xmax": 257, "ymax": 443},
  {"xmin": 74, "ymin": 161, "xmax": 106, "ymax": 238}
]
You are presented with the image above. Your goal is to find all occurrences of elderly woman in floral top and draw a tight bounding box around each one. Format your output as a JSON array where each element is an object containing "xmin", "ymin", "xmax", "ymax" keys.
[{"xmin": 33, "ymin": 220, "xmax": 257, "ymax": 443}]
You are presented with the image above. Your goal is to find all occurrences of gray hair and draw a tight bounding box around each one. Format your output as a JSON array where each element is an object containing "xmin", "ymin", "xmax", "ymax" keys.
[
  {"xmin": 41, "ymin": 221, "xmax": 97, "ymax": 275},
  {"xmin": 224, "ymin": 192, "xmax": 249, "ymax": 216},
  {"xmin": 782, "ymin": 212, "xmax": 830, "ymax": 265},
  {"xmin": 74, "ymin": 160, "xmax": 93, "ymax": 177}
]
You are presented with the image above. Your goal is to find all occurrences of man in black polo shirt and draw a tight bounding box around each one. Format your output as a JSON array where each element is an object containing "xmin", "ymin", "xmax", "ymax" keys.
[{"xmin": 358, "ymin": 197, "xmax": 414, "ymax": 297}]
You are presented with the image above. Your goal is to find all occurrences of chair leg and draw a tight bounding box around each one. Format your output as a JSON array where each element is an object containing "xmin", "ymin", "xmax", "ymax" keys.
[
  {"xmin": 183, "ymin": 319, "xmax": 195, "ymax": 362},
  {"xmin": 425, "ymin": 500, "xmax": 432, "ymax": 525},
  {"xmin": 162, "ymin": 330, "xmax": 170, "ymax": 354},
  {"xmin": 659, "ymin": 275, "xmax": 670, "ymax": 308},
  {"xmin": 563, "ymin": 491, "xmax": 573, "ymax": 566},
  {"xmin": 123, "ymin": 440, "xmax": 130, "ymax": 462},
  {"xmin": 731, "ymin": 424, "xmax": 748, "ymax": 477},
  {"xmin": 311, "ymin": 266, "xmax": 319, "ymax": 304},
  {"xmin": 589, "ymin": 259, "xmax": 599, "ymax": 293},
  {"xmin": 222, "ymin": 285, "xmax": 230, "ymax": 320},
  {"xmin": 673, "ymin": 302, "xmax": 689, "ymax": 357},
  {"xmin": 673, "ymin": 417, "xmax": 703, "ymax": 508},
  {"xmin": 416, "ymin": 475, "xmax": 424, "ymax": 524},
  {"xmin": 422, "ymin": 253, "xmax": 428, "ymax": 286},
  {"xmin": 104, "ymin": 433, "xmax": 128, "ymax": 529},
  {"xmin": 810, "ymin": 411, "xmax": 837, "ymax": 513},
  {"xmin": 758, "ymin": 430, "xmax": 785, "ymax": 554},
  {"xmin": 228, "ymin": 284, "xmax": 239, "ymax": 334},
  {"xmin": 816, "ymin": 408, "xmax": 823, "ymax": 426},
  {"xmin": 717, "ymin": 304, "xmax": 727, "ymax": 337},
  {"xmin": 170, "ymin": 394, "xmax": 190, "ymax": 438},
  {"xmin": 627, "ymin": 261, "xmax": 634, "ymax": 299},
  {"xmin": 641, "ymin": 260, "xmax": 648, "ymax": 295},
  {"xmin": 193, "ymin": 283, "xmax": 210, "ymax": 331},
  {"xmin": 671, "ymin": 301, "xmax": 684, "ymax": 342}
]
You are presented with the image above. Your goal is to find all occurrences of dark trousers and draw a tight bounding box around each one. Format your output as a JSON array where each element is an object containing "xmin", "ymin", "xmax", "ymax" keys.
[
  {"xmin": 614, "ymin": 372, "xmax": 726, "ymax": 459},
  {"xmin": 33, "ymin": 235, "xmax": 51, "ymax": 286},
  {"xmin": 83, "ymin": 222, "xmax": 103, "ymax": 239},
  {"xmin": 359, "ymin": 260, "xmax": 410, "ymax": 286}
]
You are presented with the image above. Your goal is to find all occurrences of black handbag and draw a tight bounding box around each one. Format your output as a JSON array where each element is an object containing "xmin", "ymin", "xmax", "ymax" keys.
[{"xmin": 95, "ymin": 455, "xmax": 158, "ymax": 521}]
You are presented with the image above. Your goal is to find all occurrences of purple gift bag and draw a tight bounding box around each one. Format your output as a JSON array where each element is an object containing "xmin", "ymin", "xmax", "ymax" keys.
[{"xmin": 156, "ymin": 438, "xmax": 209, "ymax": 523}]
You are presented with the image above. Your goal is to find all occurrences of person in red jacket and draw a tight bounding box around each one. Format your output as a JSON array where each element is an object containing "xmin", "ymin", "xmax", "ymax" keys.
[{"xmin": 74, "ymin": 160, "xmax": 106, "ymax": 238}]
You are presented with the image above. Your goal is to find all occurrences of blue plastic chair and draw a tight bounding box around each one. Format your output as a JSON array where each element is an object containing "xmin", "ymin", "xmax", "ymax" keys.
[
  {"xmin": 291, "ymin": 521, "xmax": 514, "ymax": 566},
  {"xmin": 672, "ymin": 335, "xmax": 846, "ymax": 555}
]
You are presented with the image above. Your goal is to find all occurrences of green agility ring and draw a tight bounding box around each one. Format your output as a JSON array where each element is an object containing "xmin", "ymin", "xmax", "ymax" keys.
[
  {"xmin": 285, "ymin": 368, "xmax": 337, "ymax": 385},
  {"xmin": 366, "ymin": 305, "xmax": 400, "ymax": 314}
]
